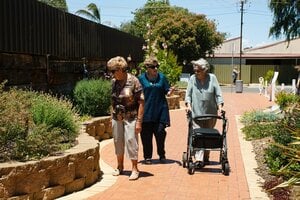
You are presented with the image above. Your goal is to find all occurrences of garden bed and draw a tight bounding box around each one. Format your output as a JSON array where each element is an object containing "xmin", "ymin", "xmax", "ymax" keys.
[
  {"xmin": 0, "ymin": 128, "xmax": 101, "ymax": 200},
  {"xmin": 252, "ymin": 137, "xmax": 300, "ymax": 200}
]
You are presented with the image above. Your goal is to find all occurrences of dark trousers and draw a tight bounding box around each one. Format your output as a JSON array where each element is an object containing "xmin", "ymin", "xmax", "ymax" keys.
[{"xmin": 141, "ymin": 122, "xmax": 166, "ymax": 159}]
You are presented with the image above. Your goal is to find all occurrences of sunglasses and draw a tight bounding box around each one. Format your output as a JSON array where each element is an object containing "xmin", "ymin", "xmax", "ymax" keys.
[
  {"xmin": 110, "ymin": 68, "xmax": 120, "ymax": 74},
  {"xmin": 146, "ymin": 65, "xmax": 159, "ymax": 69}
]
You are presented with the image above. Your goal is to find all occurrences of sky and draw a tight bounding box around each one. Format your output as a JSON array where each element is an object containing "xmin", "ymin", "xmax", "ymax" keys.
[{"xmin": 65, "ymin": 0, "xmax": 283, "ymax": 48}]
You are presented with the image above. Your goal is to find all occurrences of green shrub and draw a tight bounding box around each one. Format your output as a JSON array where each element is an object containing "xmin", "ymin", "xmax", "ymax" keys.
[
  {"xmin": 73, "ymin": 79, "xmax": 111, "ymax": 117},
  {"xmin": 156, "ymin": 49, "xmax": 182, "ymax": 86},
  {"xmin": 175, "ymin": 81, "xmax": 188, "ymax": 89},
  {"xmin": 13, "ymin": 124, "xmax": 63, "ymax": 160},
  {"xmin": 241, "ymin": 123, "xmax": 277, "ymax": 140},
  {"xmin": 272, "ymin": 123, "xmax": 293, "ymax": 145},
  {"xmin": 240, "ymin": 110, "xmax": 281, "ymax": 140},
  {"xmin": 240, "ymin": 110, "xmax": 280, "ymax": 125},
  {"xmin": 275, "ymin": 91, "xmax": 300, "ymax": 110},
  {"xmin": 0, "ymin": 86, "xmax": 80, "ymax": 162},
  {"xmin": 264, "ymin": 69, "xmax": 274, "ymax": 84},
  {"xmin": 31, "ymin": 93, "xmax": 79, "ymax": 142},
  {"xmin": 265, "ymin": 145, "xmax": 287, "ymax": 173}
]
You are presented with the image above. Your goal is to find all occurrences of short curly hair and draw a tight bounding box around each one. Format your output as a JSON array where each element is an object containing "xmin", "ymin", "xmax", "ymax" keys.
[{"xmin": 107, "ymin": 56, "xmax": 128, "ymax": 71}]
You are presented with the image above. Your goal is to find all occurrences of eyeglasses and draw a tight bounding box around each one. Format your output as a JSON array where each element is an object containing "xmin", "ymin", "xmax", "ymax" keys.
[
  {"xmin": 146, "ymin": 65, "xmax": 159, "ymax": 69},
  {"xmin": 194, "ymin": 68, "xmax": 205, "ymax": 73}
]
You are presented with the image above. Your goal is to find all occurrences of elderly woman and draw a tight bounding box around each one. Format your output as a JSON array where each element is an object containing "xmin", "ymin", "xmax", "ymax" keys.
[
  {"xmin": 107, "ymin": 56, "xmax": 144, "ymax": 181},
  {"xmin": 138, "ymin": 56, "xmax": 173, "ymax": 164},
  {"xmin": 185, "ymin": 58, "xmax": 224, "ymax": 166}
]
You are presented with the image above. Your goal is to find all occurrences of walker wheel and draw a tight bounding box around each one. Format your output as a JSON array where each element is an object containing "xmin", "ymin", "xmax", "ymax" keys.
[
  {"xmin": 222, "ymin": 162, "xmax": 230, "ymax": 176},
  {"xmin": 182, "ymin": 152, "xmax": 187, "ymax": 168},
  {"xmin": 188, "ymin": 161, "xmax": 194, "ymax": 175}
]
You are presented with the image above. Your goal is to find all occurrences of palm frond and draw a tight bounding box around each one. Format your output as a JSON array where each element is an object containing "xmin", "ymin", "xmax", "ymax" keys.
[{"xmin": 75, "ymin": 3, "xmax": 101, "ymax": 23}]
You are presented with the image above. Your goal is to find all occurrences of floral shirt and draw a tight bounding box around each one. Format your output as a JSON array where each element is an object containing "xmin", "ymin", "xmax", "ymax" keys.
[{"xmin": 111, "ymin": 73, "xmax": 144, "ymax": 121}]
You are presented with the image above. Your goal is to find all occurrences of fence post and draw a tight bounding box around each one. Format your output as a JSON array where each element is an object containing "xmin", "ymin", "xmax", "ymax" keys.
[{"xmin": 292, "ymin": 79, "xmax": 296, "ymax": 94}]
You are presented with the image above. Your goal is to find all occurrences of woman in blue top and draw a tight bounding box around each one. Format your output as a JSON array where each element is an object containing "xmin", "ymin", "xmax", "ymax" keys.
[
  {"xmin": 185, "ymin": 58, "xmax": 224, "ymax": 166},
  {"xmin": 138, "ymin": 56, "xmax": 173, "ymax": 164}
]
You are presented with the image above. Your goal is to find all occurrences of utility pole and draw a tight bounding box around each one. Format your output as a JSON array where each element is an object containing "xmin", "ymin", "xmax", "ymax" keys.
[{"xmin": 239, "ymin": 0, "xmax": 246, "ymax": 80}]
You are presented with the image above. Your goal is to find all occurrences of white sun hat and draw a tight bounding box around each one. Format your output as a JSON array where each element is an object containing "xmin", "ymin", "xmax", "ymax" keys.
[{"xmin": 191, "ymin": 58, "xmax": 209, "ymax": 70}]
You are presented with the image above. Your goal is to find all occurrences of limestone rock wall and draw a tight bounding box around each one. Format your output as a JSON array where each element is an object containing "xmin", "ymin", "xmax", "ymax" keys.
[
  {"xmin": 167, "ymin": 95, "xmax": 181, "ymax": 110},
  {"xmin": 173, "ymin": 89, "xmax": 186, "ymax": 101},
  {"xmin": 0, "ymin": 131, "xmax": 101, "ymax": 200},
  {"xmin": 83, "ymin": 116, "xmax": 113, "ymax": 141}
]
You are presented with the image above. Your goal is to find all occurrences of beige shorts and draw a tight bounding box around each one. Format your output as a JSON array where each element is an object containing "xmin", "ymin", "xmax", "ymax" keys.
[{"xmin": 112, "ymin": 119, "xmax": 139, "ymax": 160}]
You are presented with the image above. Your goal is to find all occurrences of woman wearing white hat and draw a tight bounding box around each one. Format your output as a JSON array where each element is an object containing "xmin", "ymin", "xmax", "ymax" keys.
[{"xmin": 185, "ymin": 58, "xmax": 224, "ymax": 166}]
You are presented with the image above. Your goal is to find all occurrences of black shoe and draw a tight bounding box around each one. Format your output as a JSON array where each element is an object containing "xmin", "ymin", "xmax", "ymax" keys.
[
  {"xmin": 204, "ymin": 157, "xmax": 210, "ymax": 165},
  {"xmin": 144, "ymin": 158, "xmax": 152, "ymax": 165},
  {"xmin": 195, "ymin": 161, "xmax": 204, "ymax": 168},
  {"xmin": 159, "ymin": 156, "xmax": 166, "ymax": 163},
  {"xmin": 204, "ymin": 160, "xmax": 210, "ymax": 165}
]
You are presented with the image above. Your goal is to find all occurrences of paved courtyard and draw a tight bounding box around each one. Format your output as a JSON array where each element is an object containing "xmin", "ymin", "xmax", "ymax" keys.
[{"xmin": 59, "ymin": 87, "xmax": 275, "ymax": 200}]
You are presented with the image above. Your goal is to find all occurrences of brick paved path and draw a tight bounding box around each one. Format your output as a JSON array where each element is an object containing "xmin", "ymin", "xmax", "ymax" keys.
[{"xmin": 89, "ymin": 92, "xmax": 275, "ymax": 200}]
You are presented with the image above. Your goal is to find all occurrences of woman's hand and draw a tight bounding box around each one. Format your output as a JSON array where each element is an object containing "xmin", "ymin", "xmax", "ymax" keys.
[
  {"xmin": 185, "ymin": 102, "xmax": 191, "ymax": 113},
  {"xmin": 218, "ymin": 104, "xmax": 224, "ymax": 116},
  {"xmin": 135, "ymin": 121, "xmax": 142, "ymax": 134},
  {"xmin": 167, "ymin": 86, "xmax": 175, "ymax": 97}
]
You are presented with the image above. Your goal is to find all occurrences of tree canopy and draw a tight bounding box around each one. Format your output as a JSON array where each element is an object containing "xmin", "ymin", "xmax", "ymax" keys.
[
  {"xmin": 269, "ymin": 0, "xmax": 300, "ymax": 41},
  {"xmin": 38, "ymin": 0, "xmax": 68, "ymax": 12},
  {"xmin": 120, "ymin": 0, "xmax": 225, "ymax": 63}
]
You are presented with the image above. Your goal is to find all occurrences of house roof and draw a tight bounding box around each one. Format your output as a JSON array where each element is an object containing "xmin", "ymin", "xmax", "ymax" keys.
[{"xmin": 212, "ymin": 37, "xmax": 300, "ymax": 59}]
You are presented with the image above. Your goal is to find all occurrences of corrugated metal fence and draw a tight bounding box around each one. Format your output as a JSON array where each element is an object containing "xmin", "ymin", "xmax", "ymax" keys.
[
  {"xmin": 0, "ymin": 0, "xmax": 144, "ymax": 61},
  {"xmin": 214, "ymin": 65, "xmax": 277, "ymax": 84}
]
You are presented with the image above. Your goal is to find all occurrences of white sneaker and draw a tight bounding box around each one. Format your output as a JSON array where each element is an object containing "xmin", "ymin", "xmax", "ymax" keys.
[{"xmin": 129, "ymin": 171, "xmax": 139, "ymax": 181}]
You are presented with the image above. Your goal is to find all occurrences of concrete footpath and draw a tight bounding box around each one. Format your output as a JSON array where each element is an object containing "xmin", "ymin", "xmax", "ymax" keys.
[{"xmin": 59, "ymin": 89, "xmax": 275, "ymax": 200}]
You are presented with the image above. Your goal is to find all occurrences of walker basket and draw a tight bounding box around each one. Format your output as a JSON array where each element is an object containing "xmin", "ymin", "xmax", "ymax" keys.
[{"xmin": 192, "ymin": 128, "xmax": 223, "ymax": 149}]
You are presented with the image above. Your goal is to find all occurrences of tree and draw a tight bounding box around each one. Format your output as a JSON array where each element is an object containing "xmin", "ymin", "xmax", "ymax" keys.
[
  {"xmin": 75, "ymin": 3, "xmax": 101, "ymax": 23},
  {"xmin": 120, "ymin": 0, "xmax": 224, "ymax": 63},
  {"xmin": 38, "ymin": 0, "xmax": 68, "ymax": 12},
  {"xmin": 152, "ymin": 8, "xmax": 224, "ymax": 63},
  {"xmin": 120, "ymin": 1, "xmax": 171, "ymax": 38},
  {"xmin": 156, "ymin": 49, "xmax": 182, "ymax": 86},
  {"xmin": 269, "ymin": 0, "xmax": 300, "ymax": 42}
]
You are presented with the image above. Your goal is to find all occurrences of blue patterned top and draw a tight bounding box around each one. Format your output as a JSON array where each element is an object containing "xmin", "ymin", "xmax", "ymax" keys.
[{"xmin": 138, "ymin": 72, "xmax": 171, "ymax": 126}]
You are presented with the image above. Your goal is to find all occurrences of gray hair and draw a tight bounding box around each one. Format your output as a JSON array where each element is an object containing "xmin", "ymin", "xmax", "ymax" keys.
[{"xmin": 191, "ymin": 58, "xmax": 209, "ymax": 71}]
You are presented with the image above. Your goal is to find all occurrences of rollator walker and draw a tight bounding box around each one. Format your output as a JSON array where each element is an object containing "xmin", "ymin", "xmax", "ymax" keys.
[{"xmin": 182, "ymin": 110, "xmax": 230, "ymax": 175}]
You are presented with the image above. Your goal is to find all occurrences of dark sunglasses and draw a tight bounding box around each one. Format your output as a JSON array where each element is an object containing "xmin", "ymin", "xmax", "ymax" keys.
[
  {"xmin": 110, "ymin": 69, "xmax": 118, "ymax": 74},
  {"xmin": 146, "ymin": 65, "xmax": 159, "ymax": 69}
]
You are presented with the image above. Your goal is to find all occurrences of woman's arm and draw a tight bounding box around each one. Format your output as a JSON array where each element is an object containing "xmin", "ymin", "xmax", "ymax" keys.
[{"xmin": 136, "ymin": 99, "xmax": 144, "ymax": 134}]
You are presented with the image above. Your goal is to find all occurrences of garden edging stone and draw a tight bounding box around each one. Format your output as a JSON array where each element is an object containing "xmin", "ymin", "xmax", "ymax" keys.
[{"xmin": 0, "ymin": 126, "xmax": 101, "ymax": 200}]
